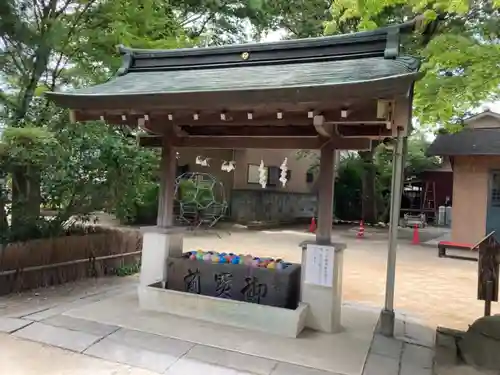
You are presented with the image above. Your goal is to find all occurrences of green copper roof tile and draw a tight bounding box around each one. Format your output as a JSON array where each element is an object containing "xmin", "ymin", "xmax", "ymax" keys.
[{"xmin": 49, "ymin": 56, "xmax": 420, "ymax": 98}]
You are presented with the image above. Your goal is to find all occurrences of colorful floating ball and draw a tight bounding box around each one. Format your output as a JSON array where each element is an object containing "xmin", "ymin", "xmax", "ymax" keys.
[{"xmin": 186, "ymin": 249, "xmax": 291, "ymax": 270}]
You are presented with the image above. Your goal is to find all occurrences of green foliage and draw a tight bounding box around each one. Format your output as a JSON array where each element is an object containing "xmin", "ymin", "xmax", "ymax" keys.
[
  {"xmin": 179, "ymin": 179, "xmax": 216, "ymax": 208},
  {"xmin": 335, "ymin": 154, "xmax": 363, "ymax": 221},
  {"xmin": 325, "ymin": 0, "xmax": 500, "ymax": 128},
  {"xmin": 40, "ymin": 120, "xmax": 159, "ymax": 226},
  {"xmin": 301, "ymin": 134, "xmax": 439, "ymax": 221},
  {"xmin": 0, "ymin": 127, "xmax": 57, "ymax": 166},
  {"xmin": 113, "ymin": 262, "xmax": 141, "ymax": 277}
]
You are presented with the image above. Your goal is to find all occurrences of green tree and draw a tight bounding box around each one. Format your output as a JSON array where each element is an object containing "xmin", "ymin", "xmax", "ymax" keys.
[
  {"xmin": 316, "ymin": 0, "xmax": 500, "ymax": 223},
  {"xmin": 325, "ymin": 0, "xmax": 500, "ymax": 128},
  {"xmin": 0, "ymin": 0, "xmax": 186, "ymax": 240}
]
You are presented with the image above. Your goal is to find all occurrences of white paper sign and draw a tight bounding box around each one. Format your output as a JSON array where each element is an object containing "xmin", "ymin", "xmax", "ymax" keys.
[{"xmin": 304, "ymin": 244, "xmax": 335, "ymax": 287}]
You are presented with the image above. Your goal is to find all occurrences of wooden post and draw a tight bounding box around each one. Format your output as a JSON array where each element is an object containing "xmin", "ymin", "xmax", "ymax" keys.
[
  {"xmin": 316, "ymin": 143, "xmax": 335, "ymax": 244},
  {"xmin": 139, "ymin": 136, "xmax": 183, "ymax": 290},
  {"xmin": 157, "ymin": 137, "xmax": 177, "ymax": 228},
  {"xmin": 299, "ymin": 143, "xmax": 344, "ymax": 333}
]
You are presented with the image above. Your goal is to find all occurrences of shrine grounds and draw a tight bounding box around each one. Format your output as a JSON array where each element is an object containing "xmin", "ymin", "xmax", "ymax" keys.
[
  {"xmin": 181, "ymin": 225, "xmax": 498, "ymax": 330},
  {"xmin": 0, "ymin": 225, "xmax": 496, "ymax": 375}
]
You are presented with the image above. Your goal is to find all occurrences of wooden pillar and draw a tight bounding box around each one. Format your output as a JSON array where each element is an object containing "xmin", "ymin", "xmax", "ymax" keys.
[
  {"xmin": 157, "ymin": 137, "xmax": 177, "ymax": 228},
  {"xmin": 317, "ymin": 144, "xmax": 335, "ymax": 244},
  {"xmin": 139, "ymin": 136, "xmax": 183, "ymax": 290},
  {"xmin": 300, "ymin": 143, "xmax": 344, "ymax": 333}
]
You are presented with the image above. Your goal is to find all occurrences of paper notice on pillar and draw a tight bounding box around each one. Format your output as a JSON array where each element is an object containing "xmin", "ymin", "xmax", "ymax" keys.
[{"xmin": 304, "ymin": 244, "xmax": 334, "ymax": 287}]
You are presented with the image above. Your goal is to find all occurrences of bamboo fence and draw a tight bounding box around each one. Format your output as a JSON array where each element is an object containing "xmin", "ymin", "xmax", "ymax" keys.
[{"xmin": 0, "ymin": 227, "xmax": 142, "ymax": 295}]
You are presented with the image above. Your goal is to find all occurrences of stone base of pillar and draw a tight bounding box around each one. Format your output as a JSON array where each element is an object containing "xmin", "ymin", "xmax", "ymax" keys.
[
  {"xmin": 299, "ymin": 241, "xmax": 346, "ymax": 333},
  {"xmin": 378, "ymin": 308, "xmax": 395, "ymax": 337},
  {"xmin": 139, "ymin": 226, "xmax": 186, "ymax": 288}
]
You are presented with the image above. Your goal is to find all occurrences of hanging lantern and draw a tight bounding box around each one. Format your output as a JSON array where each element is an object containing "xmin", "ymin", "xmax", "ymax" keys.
[
  {"xmin": 258, "ymin": 160, "xmax": 267, "ymax": 188},
  {"xmin": 279, "ymin": 157, "xmax": 288, "ymax": 187}
]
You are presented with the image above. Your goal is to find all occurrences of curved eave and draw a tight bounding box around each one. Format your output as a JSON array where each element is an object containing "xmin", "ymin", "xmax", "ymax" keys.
[{"xmin": 47, "ymin": 72, "xmax": 421, "ymax": 111}]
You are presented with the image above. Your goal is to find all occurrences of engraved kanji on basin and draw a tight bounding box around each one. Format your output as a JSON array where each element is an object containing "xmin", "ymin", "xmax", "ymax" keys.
[{"xmin": 166, "ymin": 257, "xmax": 301, "ymax": 309}]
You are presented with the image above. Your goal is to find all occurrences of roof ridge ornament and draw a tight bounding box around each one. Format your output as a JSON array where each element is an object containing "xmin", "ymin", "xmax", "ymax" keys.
[
  {"xmin": 116, "ymin": 44, "xmax": 133, "ymax": 76},
  {"xmin": 384, "ymin": 27, "xmax": 400, "ymax": 59}
]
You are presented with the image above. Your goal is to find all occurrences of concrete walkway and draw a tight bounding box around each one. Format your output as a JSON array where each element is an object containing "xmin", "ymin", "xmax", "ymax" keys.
[
  {"xmin": 0, "ymin": 281, "xmax": 434, "ymax": 375},
  {"xmin": 2, "ymin": 226, "xmax": 492, "ymax": 374}
]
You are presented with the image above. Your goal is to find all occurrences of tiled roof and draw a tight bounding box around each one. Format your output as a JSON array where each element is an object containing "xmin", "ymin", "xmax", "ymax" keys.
[
  {"xmin": 55, "ymin": 56, "xmax": 419, "ymax": 97},
  {"xmin": 427, "ymin": 128, "xmax": 500, "ymax": 156},
  {"xmin": 46, "ymin": 21, "xmax": 424, "ymax": 106}
]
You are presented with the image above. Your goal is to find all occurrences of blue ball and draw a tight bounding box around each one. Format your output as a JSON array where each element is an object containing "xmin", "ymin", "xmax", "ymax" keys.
[
  {"xmin": 219, "ymin": 257, "xmax": 227, "ymax": 264},
  {"xmin": 231, "ymin": 257, "xmax": 239, "ymax": 264}
]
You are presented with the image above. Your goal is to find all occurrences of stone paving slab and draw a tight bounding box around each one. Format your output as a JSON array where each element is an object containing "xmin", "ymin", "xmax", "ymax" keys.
[
  {"xmin": 363, "ymin": 353, "xmax": 399, "ymax": 375},
  {"xmin": 65, "ymin": 293, "xmax": 375, "ymax": 375},
  {"xmin": 184, "ymin": 344, "xmax": 277, "ymax": 375},
  {"xmin": 271, "ymin": 362, "xmax": 344, "ymax": 375},
  {"xmin": 401, "ymin": 343, "xmax": 434, "ymax": 369},
  {"xmin": 21, "ymin": 301, "xmax": 90, "ymax": 321},
  {"xmin": 107, "ymin": 328, "xmax": 194, "ymax": 356},
  {"xmin": 399, "ymin": 363, "xmax": 432, "ymax": 375},
  {"xmin": 404, "ymin": 321, "xmax": 435, "ymax": 348},
  {"xmin": 0, "ymin": 333, "xmax": 165, "ymax": 375},
  {"xmin": 13, "ymin": 322, "xmax": 101, "ymax": 352},
  {"xmin": 0, "ymin": 317, "xmax": 32, "ymax": 333},
  {"xmin": 370, "ymin": 334, "xmax": 403, "ymax": 360},
  {"xmin": 164, "ymin": 356, "xmax": 254, "ymax": 375},
  {"xmin": 42, "ymin": 315, "xmax": 119, "ymax": 337},
  {"xmin": 85, "ymin": 338, "xmax": 180, "ymax": 373}
]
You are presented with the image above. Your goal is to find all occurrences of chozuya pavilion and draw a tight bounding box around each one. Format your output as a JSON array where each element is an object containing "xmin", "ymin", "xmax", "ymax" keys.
[{"xmin": 47, "ymin": 19, "xmax": 434, "ymax": 338}]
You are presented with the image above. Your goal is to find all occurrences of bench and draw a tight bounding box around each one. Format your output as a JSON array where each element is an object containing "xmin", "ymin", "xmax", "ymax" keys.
[
  {"xmin": 436, "ymin": 233, "xmax": 495, "ymax": 261},
  {"xmin": 438, "ymin": 241, "xmax": 473, "ymax": 255}
]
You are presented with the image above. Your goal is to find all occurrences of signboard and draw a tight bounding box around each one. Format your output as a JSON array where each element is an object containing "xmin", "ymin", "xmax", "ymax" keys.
[
  {"xmin": 304, "ymin": 244, "xmax": 334, "ymax": 287},
  {"xmin": 477, "ymin": 232, "xmax": 500, "ymax": 302}
]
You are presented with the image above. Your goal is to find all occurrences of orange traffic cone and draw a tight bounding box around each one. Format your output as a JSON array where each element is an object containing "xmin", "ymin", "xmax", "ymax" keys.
[
  {"xmin": 357, "ymin": 220, "xmax": 365, "ymax": 238},
  {"xmin": 412, "ymin": 224, "xmax": 420, "ymax": 245},
  {"xmin": 309, "ymin": 217, "xmax": 317, "ymax": 233}
]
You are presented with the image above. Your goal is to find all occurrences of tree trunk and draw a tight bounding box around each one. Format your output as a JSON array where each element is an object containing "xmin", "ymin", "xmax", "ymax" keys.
[
  {"xmin": 360, "ymin": 150, "xmax": 377, "ymax": 224},
  {"xmin": 11, "ymin": 166, "xmax": 41, "ymax": 239},
  {"xmin": 0, "ymin": 179, "xmax": 8, "ymax": 241}
]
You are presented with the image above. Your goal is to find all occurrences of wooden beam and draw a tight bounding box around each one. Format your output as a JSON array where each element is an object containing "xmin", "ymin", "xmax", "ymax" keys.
[
  {"xmin": 72, "ymin": 103, "xmax": 390, "ymax": 128},
  {"xmin": 138, "ymin": 135, "xmax": 371, "ymax": 150},
  {"xmin": 337, "ymin": 124, "xmax": 392, "ymax": 138},
  {"xmin": 183, "ymin": 125, "xmax": 317, "ymax": 137},
  {"xmin": 176, "ymin": 136, "xmax": 323, "ymax": 149}
]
